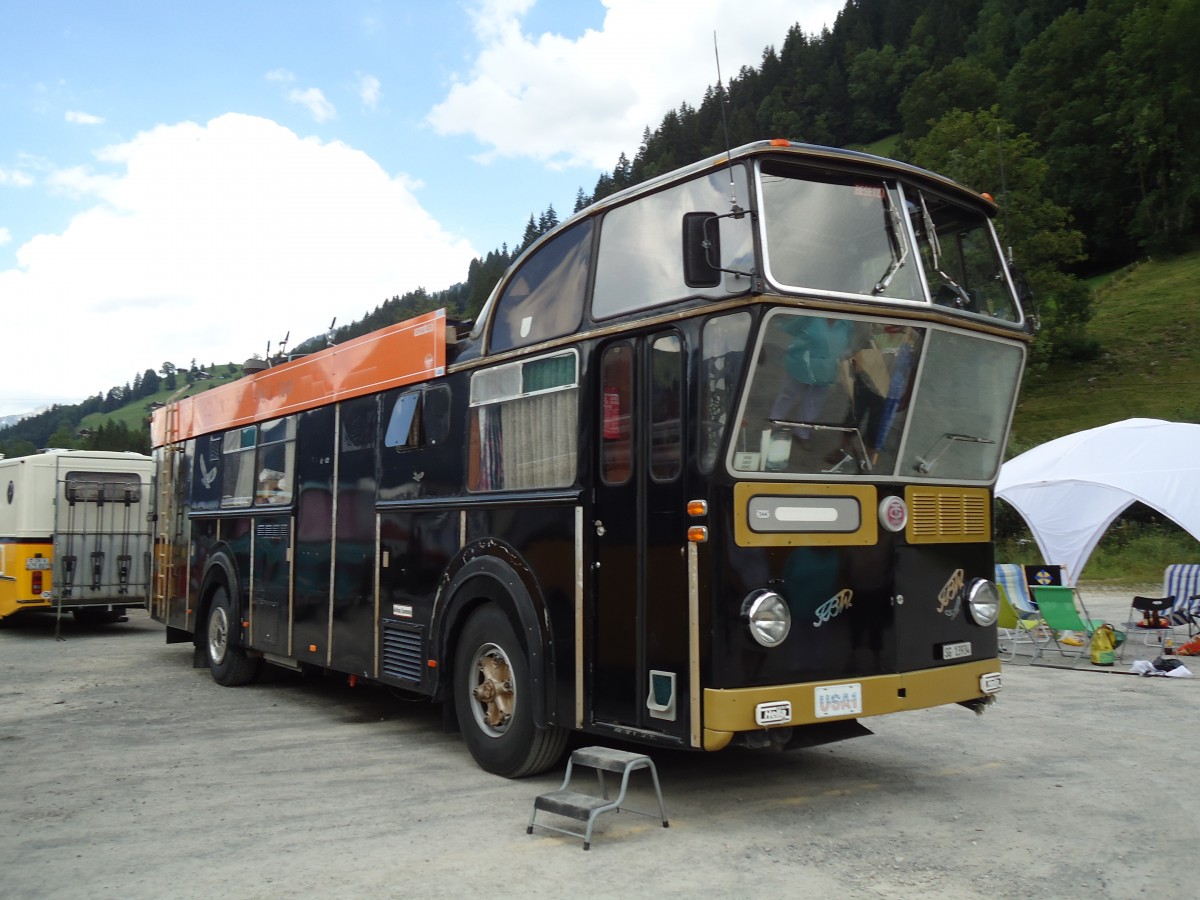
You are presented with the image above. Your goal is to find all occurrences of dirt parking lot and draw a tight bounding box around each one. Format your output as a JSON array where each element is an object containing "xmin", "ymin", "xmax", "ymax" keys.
[{"xmin": 1, "ymin": 592, "xmax": 1197, "ymax": 900}]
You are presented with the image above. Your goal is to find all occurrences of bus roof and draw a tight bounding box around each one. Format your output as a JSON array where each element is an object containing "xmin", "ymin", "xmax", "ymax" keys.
[
  {"xmin": 470, "ymin": 140, "xmax": 1002, "ymax": 342},
  {"xmin": 150, "ymin": 308, "xmax": 447, "ymax": 447}
]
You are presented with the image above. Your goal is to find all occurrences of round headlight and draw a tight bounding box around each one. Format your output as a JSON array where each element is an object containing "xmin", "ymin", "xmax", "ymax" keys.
[
  {"xmin": 742, "ymin": 589, "xmax": 792, "ymax": 647},
  {"xmin": 965, "ymin": 578, "xmax": 1000, "ymax": 626}
]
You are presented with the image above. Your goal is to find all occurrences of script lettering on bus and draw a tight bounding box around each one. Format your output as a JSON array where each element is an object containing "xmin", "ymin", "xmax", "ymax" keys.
[
  {"xmin": 937, "ymin": 568, "xmax": 965, "ymax": 616},
  {"xmin": 413, "ymin": 322, "xmax": 435, "ymax": 337},
  {"xmin": 813, "ymin": 589, "xmax": 854, "ymax": 628}
]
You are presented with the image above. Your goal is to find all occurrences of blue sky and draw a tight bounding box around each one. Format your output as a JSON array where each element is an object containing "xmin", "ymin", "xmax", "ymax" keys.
[{"xmin": 0, "ymin": 0, "xmax": 842, "ymax": 417}]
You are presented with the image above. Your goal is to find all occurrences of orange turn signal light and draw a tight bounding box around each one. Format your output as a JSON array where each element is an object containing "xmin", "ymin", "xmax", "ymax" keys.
[
  {"xmin": 687, "ymin": 499, "xmax": 708, "ymax": 517},
  {"xmin": 688, "ymin": 526, "xmax": 709, "ymax": 543}
]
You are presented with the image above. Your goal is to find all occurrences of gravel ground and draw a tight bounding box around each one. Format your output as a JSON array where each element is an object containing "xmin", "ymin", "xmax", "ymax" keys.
[{"xmin": 1, "ymin": 595, "xmax": 1197, "ymax": 900}]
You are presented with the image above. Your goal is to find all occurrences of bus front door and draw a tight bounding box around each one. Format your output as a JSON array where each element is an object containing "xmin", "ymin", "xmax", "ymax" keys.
[{"xmin": 591, "ymin": 332, "xmax": 690, "ymax": 743}]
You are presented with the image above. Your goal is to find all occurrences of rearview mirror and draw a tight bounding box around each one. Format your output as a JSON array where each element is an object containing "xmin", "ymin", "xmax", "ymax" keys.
[{"xmin": 682, "ymin": 212, "xmax": 722, "ymax": 288}]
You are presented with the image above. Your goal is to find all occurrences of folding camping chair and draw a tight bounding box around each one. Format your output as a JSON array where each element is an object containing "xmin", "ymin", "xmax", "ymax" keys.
[
  {"xmin": 1030, "ymin": 585, "xmax": 1106, "ymax": 659},
  {"xmin": 1123, "ymin": 596, "xmax": 1175, "ymax": 659},
  {"xmin": 995, "ymin": 564, "xmax": 1039, "ymax": 615},
  {"xmin": 996, "ymin": 585, "xmax": 1049, "ymax": 660},
  {"xmin": 1163, "ymin": 564, "xmax": 1200, "ymax": 639}
]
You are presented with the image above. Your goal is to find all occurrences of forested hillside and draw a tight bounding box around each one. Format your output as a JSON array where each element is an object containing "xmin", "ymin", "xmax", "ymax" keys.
[{"xmin": 3, "ymin": 0, "xmax": 1196, "ymax": 454}]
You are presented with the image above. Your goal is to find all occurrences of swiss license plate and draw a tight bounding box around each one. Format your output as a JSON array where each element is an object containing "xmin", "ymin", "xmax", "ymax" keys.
[
  {"xmin": 814, "ymin": 683, "xmax": 863, "ymax": 719},
  {"xmin": 942, "ymin": 641, "xmax": 972, "ymax": 660},
  {"xmin": 25, "ymin": 558, "xmax": 51, "ymax": 571},
  {"xmin": 755, "ymin": 700, "xmax": 792, "ymax": 726}
]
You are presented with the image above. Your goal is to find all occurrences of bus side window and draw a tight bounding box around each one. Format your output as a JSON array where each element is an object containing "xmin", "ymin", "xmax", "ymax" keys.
[
  {"xmin": 468, "ymin": 352, "xmax": 579, "ymax": 491},
  {"xmin": 383, "ymin": 385, "xmax": 449, "ymax": 452},
  {"xmin": 423, "ymin": 385, "xmax": 451, "ymax": 446},
  {"xmin": 222, "ymin": 425, "xmax": 257, "ymax": 507},
  {"xmin": 384, "ymin": 391, "xmax": 422, "ymax": 450},
  {"xmin": 255, "ymin": 416, "xmax": 296, "ymax": 506},
  {"xmin": 699, "ymin": 312, "xmax": 751, "ymax": 472},
  {"xmin": 489, "ymin": 219, "xmax": 592, "ymax": 354},
  {"xmin": 649, "ymin": 334, "xmax": 683, "ymax": 481},
  {"xmin": 600, "ymin": 343, "xmax": 633, "ymax": 485}
]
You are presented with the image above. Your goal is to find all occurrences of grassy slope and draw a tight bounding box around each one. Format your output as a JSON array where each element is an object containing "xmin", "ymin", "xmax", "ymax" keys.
[
  {"xmin": 1013, "ymin": 250, "xmax": 1200, "ymax": 447},
  {"xmin": 79, "ymin": 365, "xmax": 246, "ymax": 432}
]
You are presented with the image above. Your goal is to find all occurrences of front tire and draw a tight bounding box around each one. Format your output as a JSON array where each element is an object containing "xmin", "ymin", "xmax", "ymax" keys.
[
  {"xmin": 206, "ymin": 584, "xmax": 260, "ymax": 686},
  {"xmin": 453, "ymin": 603, "xmax": 566, "ymax": 777}
]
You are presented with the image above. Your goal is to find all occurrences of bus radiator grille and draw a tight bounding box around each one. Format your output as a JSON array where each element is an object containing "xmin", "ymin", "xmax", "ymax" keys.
[{"xmin": 904, "ymin": 488, "xmax": 990, "ymax": 544}]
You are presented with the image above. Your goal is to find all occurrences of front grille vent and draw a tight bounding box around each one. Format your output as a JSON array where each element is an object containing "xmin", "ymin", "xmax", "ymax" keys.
[
  {"xmin": 905, "ymin": 488, "xmax": 990, "ymax": 544},
  {"xmin": 382, "ymin": 623, "xmax": 424, "ymax": 683}
]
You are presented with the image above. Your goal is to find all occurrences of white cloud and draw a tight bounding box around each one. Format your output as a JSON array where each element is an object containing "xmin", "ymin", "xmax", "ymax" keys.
[
  {"xmin": 65, "ymin": 110, "xmax": 105, "ymax": 125},
  {"xmin": 0, "ymin": 113, "xmax": 477, "ymax": 415},
  {"xmin": 287, "ymin": 86, "xmax": 337, "ymax": 122},
  {"xmin": 357, "ymin": 73, "xmax": 382, "ymax": 110},
  {"xmin": 428, "ymin": 0, "xmax": 843, "ymax": 169},
  {"xmin": 0, "ymin": 227, "xmax": 10, "ymax": 246},
  {"xmin": 265, "ymin": 68, "xmax": 295, "ymax": 83},
  {"xmin": 0, "ymin": 166, "xmax": 34, "ymax": 187}
]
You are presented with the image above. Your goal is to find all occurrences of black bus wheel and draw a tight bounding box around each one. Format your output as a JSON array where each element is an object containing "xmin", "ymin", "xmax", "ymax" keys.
[
  {"xmin": 206, "ymin": 584, "xmax": 260, "ymax": 687},
  {"xmin": 453, "ymin": 604, "xmax": 566, "ymax": 778}
]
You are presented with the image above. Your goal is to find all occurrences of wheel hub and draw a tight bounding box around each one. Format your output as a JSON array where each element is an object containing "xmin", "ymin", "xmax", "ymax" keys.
[
  {"xmin": 208, "ymin": 606, "xmax": 229, "ymax": 665},
  {"xmin": 473, "ymin": 650, "xmax": 514, "ymax": 731}
]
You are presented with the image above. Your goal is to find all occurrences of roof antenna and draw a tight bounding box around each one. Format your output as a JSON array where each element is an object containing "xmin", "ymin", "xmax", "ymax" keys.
[
  {"xmin": 278, "ymin": 330, "xmax": 289, "ymax": 359},
  {"xmin": 713, "ymin": 32, "xmax": 742, "ymax": 216},
  {"xmin": 996, "ymin": 122, "xmax": 1012, "ymax": 263},
  {"xmin": 326, "ymin": 317, "xmax": 337, "ymax": 347}
]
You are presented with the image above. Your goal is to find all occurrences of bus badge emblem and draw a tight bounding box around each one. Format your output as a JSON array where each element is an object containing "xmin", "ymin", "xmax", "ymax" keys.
[
  {"xmin": 937, "ymin": 569, "xmax": 965, "ymax": 617},
  {"xmin": 813, "ymin": 589, "xmax": 853, "ymax": 627}
]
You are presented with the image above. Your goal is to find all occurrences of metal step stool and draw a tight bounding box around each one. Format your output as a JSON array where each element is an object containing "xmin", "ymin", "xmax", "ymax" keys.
[{"xmin": 527, "ymin": 746, "xmax": 669, "ymax": 850}]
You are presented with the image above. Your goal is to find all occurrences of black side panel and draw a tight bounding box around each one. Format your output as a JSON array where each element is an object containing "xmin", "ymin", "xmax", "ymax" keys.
[
  {"xmin": 330, "ymin": 397, "xmax": 378, "ymax": 675},
  {"xmin": 378, "ymin": 509, "xmax": 459, "ymax": 688},
  {"xmin": 293, "ymin": 406, "xmax": 335, "ymax": 664},
  {"xmin": 251, "ymin": 516, "xmax": 290, "ymax": 653}
]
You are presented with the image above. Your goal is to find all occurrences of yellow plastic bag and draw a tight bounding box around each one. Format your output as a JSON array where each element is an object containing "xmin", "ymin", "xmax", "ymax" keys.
[{"xmin": 1089, "ymin": 624, "xmax": 1116, "ymax": 666}]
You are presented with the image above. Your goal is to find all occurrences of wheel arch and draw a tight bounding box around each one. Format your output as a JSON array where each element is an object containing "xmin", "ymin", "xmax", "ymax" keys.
[
  {"xmin": 195, "ymin": 544, "xmax": 241, "ymax": 647},
  {"xmin": 433, "ymin": 547, "xmax": 555, "ymax": 729}
]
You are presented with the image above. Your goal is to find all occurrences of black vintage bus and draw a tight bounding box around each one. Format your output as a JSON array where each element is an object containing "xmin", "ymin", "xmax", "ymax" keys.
[{"xmin": 150, "ymin": 140, "xmax": 1032, "ymax": 777}]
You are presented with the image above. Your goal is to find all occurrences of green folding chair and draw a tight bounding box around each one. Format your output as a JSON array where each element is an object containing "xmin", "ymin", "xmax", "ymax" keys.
[{"xmin": 1030, "ymin": 585, "xmax": 1106, "ymax": 658}]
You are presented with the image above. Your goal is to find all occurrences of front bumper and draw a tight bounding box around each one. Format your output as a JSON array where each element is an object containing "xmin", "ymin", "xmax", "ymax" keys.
[{"xmin": 702, "ymin": 658, "xmax": 1001, "ymax": 750}]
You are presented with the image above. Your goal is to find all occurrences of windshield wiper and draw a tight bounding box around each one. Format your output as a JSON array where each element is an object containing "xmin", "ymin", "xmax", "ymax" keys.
[
  {"xmin": 769, "ymin": 420, "xmax": 873, "ymax": 474},
  {"xmin": 873, "ymin": 187, "xmax": 909, "ymax": 295},
  {"xmin": 919, "ymin": 193, "xmax": 972, "ymax": 308},
  {"xmin": 915, "ymin": 432, "xmax": 995, "ymax": 474}
]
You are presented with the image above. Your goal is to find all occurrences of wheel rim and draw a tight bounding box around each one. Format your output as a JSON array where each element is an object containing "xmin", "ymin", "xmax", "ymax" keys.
[
  {"xmin": 469, "ymin": 641, "xmax": 515, "ymax": 738},
  {"xmin": 208, "ymin": 603, "xmax": 229, "ymax": 665}
]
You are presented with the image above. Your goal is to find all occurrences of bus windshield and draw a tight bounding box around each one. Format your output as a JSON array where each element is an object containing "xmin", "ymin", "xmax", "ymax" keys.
[
  {"xmin": 758, "ymin": 161, "xmax": 1021, "ymax": 325},
  {"xmin": 732, "ymin": 310, "xmax": 1023, "ymax": 482},
  {"xmin": 759, "ymin": 164, "xmax": 923, "ymax": 302}
]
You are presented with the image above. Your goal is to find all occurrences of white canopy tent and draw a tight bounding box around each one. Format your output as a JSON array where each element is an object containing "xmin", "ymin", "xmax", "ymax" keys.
[{"xmin": 995, "ymin": 418, "xmax": 1200, "ymax": 586}]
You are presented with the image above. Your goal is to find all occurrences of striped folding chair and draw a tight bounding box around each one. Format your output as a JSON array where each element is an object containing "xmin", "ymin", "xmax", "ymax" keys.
[{"xmin": 1164, "ymin": 564, "xmax": 1200, "ymax": 638}]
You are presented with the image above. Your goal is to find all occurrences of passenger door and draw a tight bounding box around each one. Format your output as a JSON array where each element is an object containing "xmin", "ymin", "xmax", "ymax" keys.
[{"xmin": 591, "ymin": 331, "xmax": 690, "ymax": 741}]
